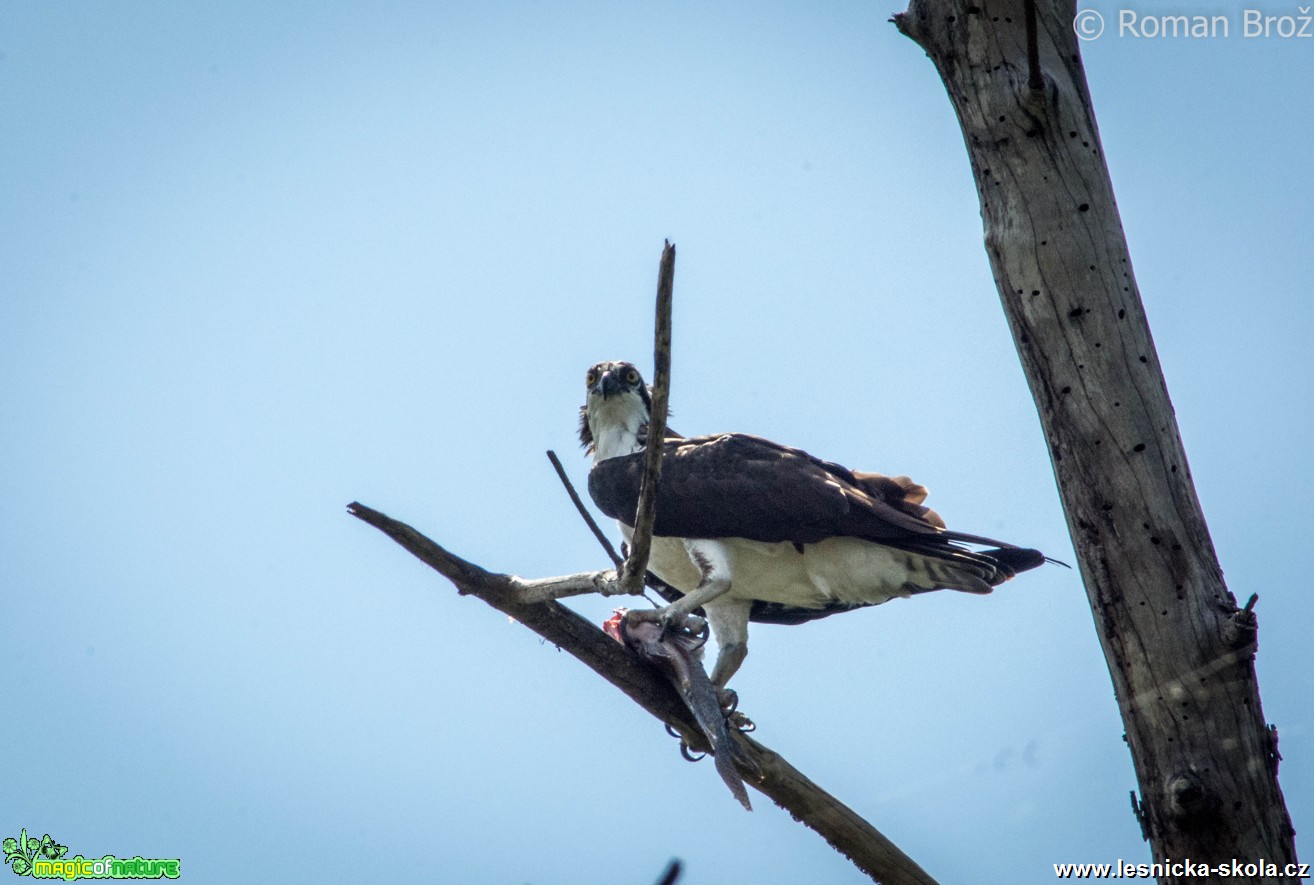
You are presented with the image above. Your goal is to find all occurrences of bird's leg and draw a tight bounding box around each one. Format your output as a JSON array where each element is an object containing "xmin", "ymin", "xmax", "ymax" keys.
[
  {"xmin": 710, "ymin": 646, "xmax": 755, "ymax": 733},
  {"xmin": 697, "ymin": 597, "xmax": 754, "ymax": 727},
  {"xmin": 629, "ymin": 542, "xmax": 757, "ymax": 730},
  {"xmin": 707, "ymin": 640, "xmax": 749, "ymax": 724},
  {"xmin": 709, "ymin": 643, "xmax": 747, "ymax": 694},
  {"xmin": 627, "ymin": 540, "xmax": 733, "ymax": 636}
]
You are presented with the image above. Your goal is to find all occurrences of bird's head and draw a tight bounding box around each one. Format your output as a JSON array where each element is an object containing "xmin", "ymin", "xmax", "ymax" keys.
[{"xmin": 578, "ymin": 360, "xmax": 652, "ymax": 460}]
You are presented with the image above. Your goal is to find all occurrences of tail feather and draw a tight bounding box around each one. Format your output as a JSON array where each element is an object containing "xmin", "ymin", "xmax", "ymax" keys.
[
  {"xmin": 905, "ymin": 544, "xmax": 1048, "ymax": 594},
  {"xmin": 748, "ymin": 543, "xmax": 1057, "ymax": 625},
  {"xmin": 977, "ymin": 546, "xmax": 1048, "ymax": 579},
  {"xmin": 919, "ymin": 556, "xmax": 996, "ymax": 595}
]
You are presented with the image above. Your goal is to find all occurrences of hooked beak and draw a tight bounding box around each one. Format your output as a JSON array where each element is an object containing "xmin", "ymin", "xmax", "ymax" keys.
[{"xmin": 597, "ymin": 370, "xmax": 621, "ymax": 399}]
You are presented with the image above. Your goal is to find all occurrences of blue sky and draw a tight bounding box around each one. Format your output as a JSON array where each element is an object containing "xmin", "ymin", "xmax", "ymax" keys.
[{"xmin": 2, "ymin": 2, "xmax": 1310, "ymax": 883}]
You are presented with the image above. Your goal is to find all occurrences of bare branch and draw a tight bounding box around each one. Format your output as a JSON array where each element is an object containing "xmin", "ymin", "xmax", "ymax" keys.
[
  {"xmin": 348, "ymin": 500, "xmax": 694, "ymax": 730},
  {"xmin": 621, "ymin": 240, "xmax": 675, "ymax": 596},
  {"xmin": 513, "ymin": 569, "xmax": 623, "ymax": 605},
  {"xmin": 546, "ymin": 448, "xmax": 623, "ymax": 568},
  {"xmin": 347, "ymin": 500, "xmax": 942, "ymax": 885}
]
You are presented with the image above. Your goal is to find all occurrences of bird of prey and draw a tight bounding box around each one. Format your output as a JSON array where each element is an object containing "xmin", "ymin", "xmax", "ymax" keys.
[{"xmin": 581, "ymin": 359, "xmax": 1051, "ymax": 695}]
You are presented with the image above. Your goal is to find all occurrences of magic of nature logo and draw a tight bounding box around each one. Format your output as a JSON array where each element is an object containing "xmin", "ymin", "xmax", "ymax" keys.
[{"xmin": 3, "ymin": 829, "xmax": 179, "ymax": 880}]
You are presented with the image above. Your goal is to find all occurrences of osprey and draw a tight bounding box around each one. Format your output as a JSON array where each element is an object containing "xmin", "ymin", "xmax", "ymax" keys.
[{"xmin": 581, "ymin": 360, "xmax": 1050, "ymax": 694}]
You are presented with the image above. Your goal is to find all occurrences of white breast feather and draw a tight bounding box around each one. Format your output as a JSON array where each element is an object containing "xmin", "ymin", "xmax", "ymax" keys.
[
  {"xmin": 588, "ymin": 392, "xmax": 647, "ymax": 463},
  {"xmin": 639, "ymin": 533, "xmax": 929, "ymax": 611}
]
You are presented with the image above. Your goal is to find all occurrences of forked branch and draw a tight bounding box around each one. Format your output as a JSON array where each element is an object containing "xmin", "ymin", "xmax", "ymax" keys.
[{"xmin": 346, "ymin": 500, "xmax": 940, "ymax": 885}]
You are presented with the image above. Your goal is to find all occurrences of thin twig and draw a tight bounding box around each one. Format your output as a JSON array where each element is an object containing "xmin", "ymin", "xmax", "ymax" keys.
[
  {"xmin": 620, "ymin": 240, "xmax": 675, "ymax": 595},
  {"xmin": 544, "ymin": 449, "xmax": 673, "ymax": 607},
  {"xmin": 546, "ymin": 449, "xmax": 623, "ymax": 568},
  {"xmin": 653, "ymin": 859, "xmax": 683, "ymax": 885},
  {"xmin": 347, "ymin": 500, "xmax": 942, "ymax": 885}
]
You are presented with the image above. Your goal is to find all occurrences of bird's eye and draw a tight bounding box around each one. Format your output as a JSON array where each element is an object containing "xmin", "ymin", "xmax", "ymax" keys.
[
  {"xmin": 625, "ymin": 369, "xmax": 639, "ymax": 384},
  {"xmin": 586, "ymin": 371, "xmax": 598, "ymax": 387}
]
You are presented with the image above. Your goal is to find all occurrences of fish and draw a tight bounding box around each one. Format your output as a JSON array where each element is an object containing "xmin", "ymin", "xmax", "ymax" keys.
[{"xmin": 604, "ymin": 608, "xmax": 752, "ymax": 811}]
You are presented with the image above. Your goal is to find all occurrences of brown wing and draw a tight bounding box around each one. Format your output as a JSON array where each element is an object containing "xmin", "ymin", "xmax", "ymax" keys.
[
  {"xmin": 587, "ymin": 433, "xmax": 953, "ymax": 546},
  {"xmin": 850, "ymin": 471, "xmax": 946, "ymax": 529},
  {"xmin": 592, "ymin": 433, "xmax": 1051, "ymax": 625}
]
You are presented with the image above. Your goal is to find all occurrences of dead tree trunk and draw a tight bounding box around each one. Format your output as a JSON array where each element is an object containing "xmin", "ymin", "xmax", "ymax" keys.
[{"xmin": 893, "ymin": 0, "xmax": 1298, "ymax": 878}]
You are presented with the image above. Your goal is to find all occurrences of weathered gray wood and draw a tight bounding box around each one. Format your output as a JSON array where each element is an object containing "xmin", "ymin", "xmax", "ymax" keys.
[
  {"xmin": 892, "ymin": 0, "xmax": 1298, "ymax": 877},
  {"xmin": 620, "ymin": 240, "xmax": 676, "ymax": 595}
]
